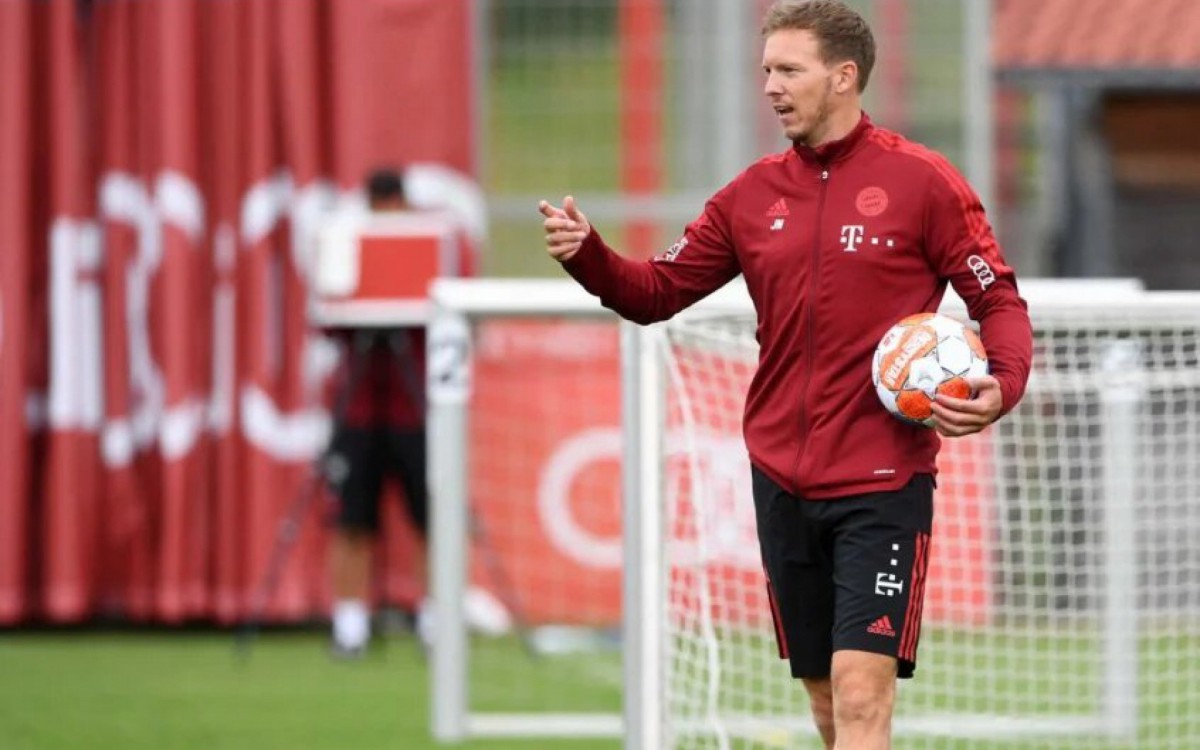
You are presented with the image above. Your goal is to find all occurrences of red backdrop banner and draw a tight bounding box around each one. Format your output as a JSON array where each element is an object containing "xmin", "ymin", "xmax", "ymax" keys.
[{"xmin": 0, "ymin": 0, "xmax": 475, "ymax": 624}]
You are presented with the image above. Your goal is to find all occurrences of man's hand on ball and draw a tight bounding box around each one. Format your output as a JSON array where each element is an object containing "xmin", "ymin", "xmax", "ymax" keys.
[
  {"xmin": 932, "ymin": 375, "xmax": 1002, "ymax": 437},
  {"xmin": 539, "ymin": 196, "xmax": 591, "ymax": 263}
]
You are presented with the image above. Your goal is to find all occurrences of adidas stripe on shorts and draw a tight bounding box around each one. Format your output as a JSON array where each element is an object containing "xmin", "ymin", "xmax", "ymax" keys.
[{"xmin": 751, "ymin": 466, "xmax": 934, "ymax": 679}]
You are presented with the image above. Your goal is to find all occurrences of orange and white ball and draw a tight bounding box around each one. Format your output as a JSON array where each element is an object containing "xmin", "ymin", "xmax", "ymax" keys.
[{"xmin": 871, "ymin": 313, "xmax": 988, "ymax": 428}]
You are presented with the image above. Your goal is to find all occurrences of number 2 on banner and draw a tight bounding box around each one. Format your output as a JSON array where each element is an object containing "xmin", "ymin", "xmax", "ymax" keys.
[{"xmin": 428, "ymin": 313, "xmax": 471, "ymax": 404}]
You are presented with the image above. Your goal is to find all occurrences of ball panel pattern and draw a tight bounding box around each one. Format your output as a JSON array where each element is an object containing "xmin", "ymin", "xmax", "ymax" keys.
[
  {"xmin": 896, "ymin": 389, "xmax": 934, "ymax": 423},
  {"xmin": 877, "ymin": 326, "xmax": 938, "ymax": 391},
  {"xmin": 871, "ymin": 313, "xmax": 989, "ymax": 429},
  {"xmin": 937, "ymin": 376, "xmax": 971, "ymax": 400},
  {"xmin": 963, "ymin": 327, "xmax": 987, "ymax": 359},
  {"xmin": 936, "ymin": 336, "xmax": 974, "ymax": 376}
]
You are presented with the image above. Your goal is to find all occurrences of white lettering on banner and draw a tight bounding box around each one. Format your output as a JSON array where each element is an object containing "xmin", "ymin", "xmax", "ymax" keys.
[
  {"xmin": 538, "ymin": 428, "xmax": 625, "ymax": 570},
  {"xmin": 537, "ymin": 427, "xmax": 757, "ymax": 571},
  {"xmin": 238, "ymin": 172, "xmax": 337, "ymax": 461},
  {"xmin": 47, "ymin": 166, "xmax": 480, "ymax": 463},
  {"xmin": 208, "ymin": 223, "xmax": 237, "ymax": 435},
  {"xmin": 48, "ymin": 219, "xmax": 104, "ymax": 432},
  {"xmin": 241, "ymin": 385, "xmax": 330, "ymax": 462},
  {"xmin": 98, "ymin": 170, "xmax": 205, "ymax": 466},
  {"xmin": 403, "ymin": 162, "xmax": 488, "ymax": 244},
  {"xmin": 476, "ymin": 323, "xmax": 618, "ymax": 361},
  {"xmin": 664, "ymin": 432, "xmax": 759, "ymax": 570},
  {"xmin": 967, "ymin": 254, "xmax": 995, "ymax": 290}
]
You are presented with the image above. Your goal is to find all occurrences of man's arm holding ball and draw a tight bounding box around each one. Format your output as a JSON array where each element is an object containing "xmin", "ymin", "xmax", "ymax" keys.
[{"xmin": 932, "ymin": 375, "xmax": 1002, "ymax": 437}]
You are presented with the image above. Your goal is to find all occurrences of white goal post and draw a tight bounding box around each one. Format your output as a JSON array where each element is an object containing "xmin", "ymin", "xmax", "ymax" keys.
[
  {"xmin": 426, "ymin": 278, "xmax": 759, "ymax": 744},
  {"xmin": 429, "ymin": 277, "xmax": 1200, "ymax": 750},
  {"xmin": 638, "ymin": 282, "xmax": 1200, "ymax": 750},
  {"xmin": 427, "ymin": 279, "xmax": 626, "ymax": 742}
]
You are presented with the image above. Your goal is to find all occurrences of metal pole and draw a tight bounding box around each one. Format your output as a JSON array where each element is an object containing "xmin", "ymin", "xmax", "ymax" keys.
[
  {"xmin": 429, "ymin": 307, "xmax": 473, "ymax": 742},
  {"xmin": 963, "ymin": 0, "xmax": 994, "ymax": 213},
  {"xmin": 470, "ymin": 0, "xmax": 490, "ymax": 187},
  {"xmin": 622, "ymin": 322, "xmax": 665, "ymax": 750},
  {"xmin": 714, "ymin": 0, "xmax": 752, "ymax": 182},
  {"xmin": 1099, "ymin": 340, "xmax": 1140, "ymax": 738},
  {"xmin": 678, "ymin": 0, "xmax": 712, "ymax": 189}
]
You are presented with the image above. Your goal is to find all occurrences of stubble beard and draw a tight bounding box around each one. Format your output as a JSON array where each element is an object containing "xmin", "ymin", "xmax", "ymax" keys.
[{"xmin": 789, "ymin": 78, "xmax": 834, "ymax": 147}]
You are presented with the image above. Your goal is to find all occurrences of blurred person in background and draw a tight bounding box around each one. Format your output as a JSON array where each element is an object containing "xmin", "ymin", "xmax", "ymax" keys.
[
  {"xmin": 321, "ymin": 167, "xmax": 508, "ymax": 658},
  {"xmin": 540, "ymin": 1, "xmax": 1032, "ymax": 747},
  {"xmin": 322, "ymin": 167, "xmax": 431, "ymax": 658}
]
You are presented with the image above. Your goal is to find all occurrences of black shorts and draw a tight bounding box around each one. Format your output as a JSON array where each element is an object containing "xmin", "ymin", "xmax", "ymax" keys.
[
  {"xmin": 323, "ymin": 425, "xmax": 427, "ymax": 534},
  {"xmin": 752, "ymin": 466, "xmax": 934, "ymax": 680}
]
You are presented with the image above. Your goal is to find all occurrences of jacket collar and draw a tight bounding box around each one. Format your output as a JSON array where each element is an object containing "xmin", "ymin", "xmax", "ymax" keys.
[{"xmin": 792, "ymin": 111, "xmax": 873, "ymax": 166}]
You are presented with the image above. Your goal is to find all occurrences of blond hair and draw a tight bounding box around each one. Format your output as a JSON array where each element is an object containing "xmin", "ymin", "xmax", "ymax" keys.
[{"xmin": 762, "ymin": 1, "xmax": 876, "ymax": 92}]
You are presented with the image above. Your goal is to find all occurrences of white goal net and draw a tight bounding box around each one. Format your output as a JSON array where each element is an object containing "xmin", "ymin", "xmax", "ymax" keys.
[
  {"xmin": 430, "ymin": 279, "xmax": 1200, "ymax": 750},
  {"xmin": 645, "ymin": 288, "xmax": 1200, "ymax": 750}
]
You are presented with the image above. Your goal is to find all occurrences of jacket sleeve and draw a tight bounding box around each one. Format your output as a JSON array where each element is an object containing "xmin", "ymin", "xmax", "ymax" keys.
[
  {"xmin": 560, "ymin": 180, "xmax": 742, "ymax": 325},
  {"xmin": 923, "ymin": 158, "xmax": 1033, "ymax": 416}
]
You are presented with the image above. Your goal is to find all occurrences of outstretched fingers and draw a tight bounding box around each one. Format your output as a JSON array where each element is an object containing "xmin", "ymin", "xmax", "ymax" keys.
[
  {"xmin": 538, "ymin": 199, "xmax": 567, "ymax": 219},
  {"xmin": 540, "ymin": 196, "xmax": 589, "ymax": 262},
  {"xmin": 564, "ymin": 195, "xmax": 583, "ymax": 221}
]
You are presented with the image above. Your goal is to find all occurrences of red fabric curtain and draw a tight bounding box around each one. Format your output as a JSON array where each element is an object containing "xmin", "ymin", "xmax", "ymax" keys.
[{"xmin": 0, "ymin": 0, "xmax": 474, "ymax": 624}]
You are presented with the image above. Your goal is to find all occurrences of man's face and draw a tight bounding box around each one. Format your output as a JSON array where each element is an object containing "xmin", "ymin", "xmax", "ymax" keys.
[{"xmin": 762, "ymin": 29, "xmax": 840, "ymax": 145}]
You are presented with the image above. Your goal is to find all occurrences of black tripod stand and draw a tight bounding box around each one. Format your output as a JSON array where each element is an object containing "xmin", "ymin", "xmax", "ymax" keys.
[
  {"xmin": 234, "ymin": 327, "xmax": 537, "ymax": 660},
  {"xmin": 234, "ymin": 328, "xmax": 377, "ymax": 660}
]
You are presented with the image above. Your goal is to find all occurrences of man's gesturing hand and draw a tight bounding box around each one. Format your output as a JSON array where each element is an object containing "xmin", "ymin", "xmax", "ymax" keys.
[
  {"xmin": 539, "ymin": 196, "xmax": 591, "ymax": 263},
  {"xmin": 932, "ymin": 375, "xmax": 1003, "ymax": 437}
]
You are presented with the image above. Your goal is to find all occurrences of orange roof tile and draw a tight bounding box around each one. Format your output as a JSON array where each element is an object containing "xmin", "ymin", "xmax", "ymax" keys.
[{"xmin": 994, "ymin": 0, "xmax": 1200, "ymax": 73}]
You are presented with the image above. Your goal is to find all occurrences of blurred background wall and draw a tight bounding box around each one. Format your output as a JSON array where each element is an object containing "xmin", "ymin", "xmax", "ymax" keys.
[
  {"xmin": 2, "ymin": 0, "xmax": 1198, "ymax": 626},
  {"xmin": 483, "ymin": 0, "xmax": 1200, "ymax": 286},
  {"xmin": 0, "ymin": 0, "xmax": 475, "ymax": 624}
]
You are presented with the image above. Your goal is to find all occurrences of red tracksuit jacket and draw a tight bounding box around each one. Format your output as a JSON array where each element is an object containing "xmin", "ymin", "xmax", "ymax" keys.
[{"xmin": 563, "ymin": 114, "xmax": 1032, "ymax": 499}]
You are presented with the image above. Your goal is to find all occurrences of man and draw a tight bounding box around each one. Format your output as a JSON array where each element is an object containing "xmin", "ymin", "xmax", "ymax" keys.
[
  {"xmin": 539, "ymin": 2, "xmax": 1033, "ymax": 748},
  {"xmin": 323, "ymin": 168, "xmax": 433, "ymax": 657},
  {"xmin": 322, "ymin": 168, "xmax": 508, "ymax": 657}
]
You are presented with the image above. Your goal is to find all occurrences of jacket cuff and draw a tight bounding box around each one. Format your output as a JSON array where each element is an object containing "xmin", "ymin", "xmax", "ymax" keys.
[
  {"xmin": 995, "ymin": 372, "xmax": 1022, "ymax": 419},
  {"xmin": 561, "ymin": 227, "xmax": 610, "ymax": 282}
]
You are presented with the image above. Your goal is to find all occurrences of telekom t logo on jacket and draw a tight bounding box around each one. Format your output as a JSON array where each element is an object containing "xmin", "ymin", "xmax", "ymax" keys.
[
  {"xmin": 840, "ymin": 224, "xmax": 865, "ymax": 252},
  {"xmin": 839, "ymin": 223, "xmax": 897, "ymax": 252}
]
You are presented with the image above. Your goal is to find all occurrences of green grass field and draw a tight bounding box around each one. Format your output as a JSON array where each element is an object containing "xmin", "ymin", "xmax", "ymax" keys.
[
  {"xmin": 0, "ymin": 629, "xmax": 621, "ymax": 750},
  {"xmin": 3, "ymin": 627, "xmax": 1196, "ymax": 750}
]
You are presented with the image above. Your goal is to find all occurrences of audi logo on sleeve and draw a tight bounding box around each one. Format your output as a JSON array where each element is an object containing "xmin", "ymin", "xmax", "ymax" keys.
[
  {"xmin": 654, "ymin": 237, "xmax": 689, "ymax": 263},
  {"xmin": 967, "ymin": 254, "xmax": 995, "ymax": 290}
]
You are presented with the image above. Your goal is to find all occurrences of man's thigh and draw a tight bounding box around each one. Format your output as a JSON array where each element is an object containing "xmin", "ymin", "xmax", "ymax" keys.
[
  {"xmin": 830, "ymin": 474, "xmax": 934, "ymax": 679},
  {"xmin": 326, "ymin": 425, "xmax": 387, "ymax": 531},
  {"xmin": 752, "ymin": 465, "xmax": 836, "ymax": 679}
]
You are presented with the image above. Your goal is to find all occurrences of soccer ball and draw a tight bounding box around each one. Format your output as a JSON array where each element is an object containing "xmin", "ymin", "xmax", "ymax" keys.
[{"xmin": 871, "ymin": 313, "xmax": 988, "ymax": 428}]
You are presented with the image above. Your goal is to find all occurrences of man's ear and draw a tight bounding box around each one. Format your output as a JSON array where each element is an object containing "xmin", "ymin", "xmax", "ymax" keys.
[{"xmin": 833, "ymin": 61, "xmax": 858, "ymax": 94}]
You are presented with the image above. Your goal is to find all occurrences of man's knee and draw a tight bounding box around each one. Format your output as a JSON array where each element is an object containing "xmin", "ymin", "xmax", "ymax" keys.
[
  {"xmin": 831, "ymin": 650, "xmax": 896, "ymax": 724},
  {"xmin": 803, "ymin": 677, "xmax": 834, "ymax": 719},
  {"xmin": 802, "ymin": 678, "xmax": 836, "ymax": 748}
]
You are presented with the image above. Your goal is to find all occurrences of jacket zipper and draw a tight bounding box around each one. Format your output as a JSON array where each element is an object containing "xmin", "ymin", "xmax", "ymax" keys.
[{"xmin": 792, "ymin": 167, "xmax": 830, "ymax": 490}]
